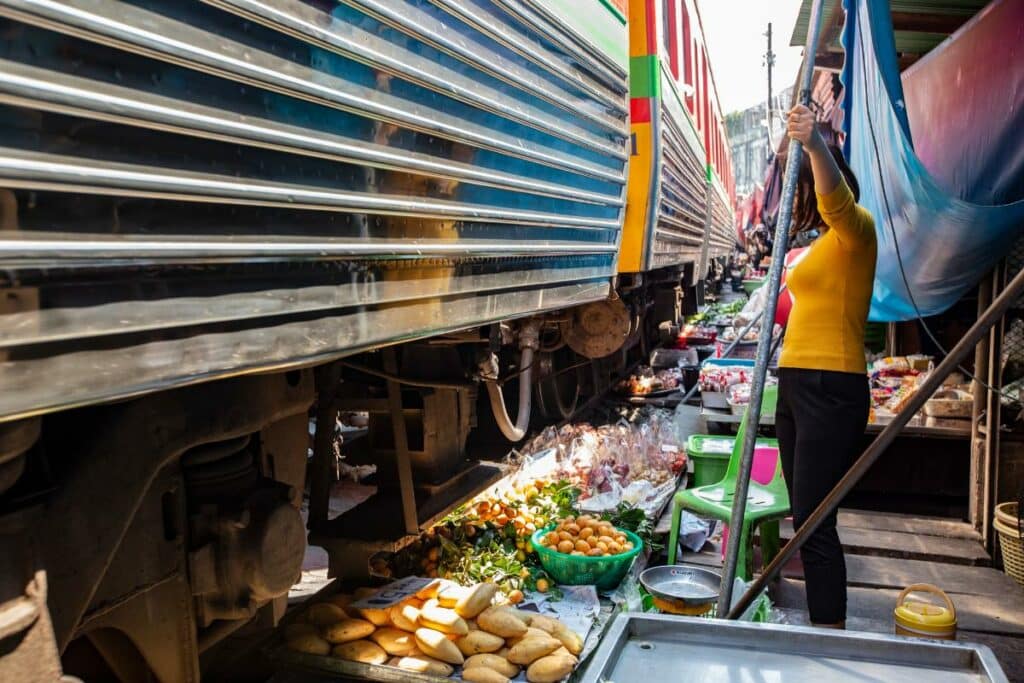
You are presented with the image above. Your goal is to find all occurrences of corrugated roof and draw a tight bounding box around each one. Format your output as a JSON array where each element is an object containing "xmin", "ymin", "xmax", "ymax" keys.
[
  {"xmin": 790, "ymin": 0, "xmax": 842, "ymax": 50},
  {"xmin": 790, "ymin": 0, "xmax": 987, "ymax": 61}
]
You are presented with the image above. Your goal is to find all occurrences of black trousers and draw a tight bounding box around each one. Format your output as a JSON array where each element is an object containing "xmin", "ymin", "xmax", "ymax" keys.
[{"xmin": 776, "ymin": 368, "xmax": 870, "ymax": 624}]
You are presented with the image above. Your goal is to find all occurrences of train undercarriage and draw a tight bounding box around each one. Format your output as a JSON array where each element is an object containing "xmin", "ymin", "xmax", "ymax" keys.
[{"xmin": 0, "ymin": 261, "xmax": 724, "ymax": 681}]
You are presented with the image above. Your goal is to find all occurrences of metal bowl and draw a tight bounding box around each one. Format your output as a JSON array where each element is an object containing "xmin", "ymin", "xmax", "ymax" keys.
[{"xmin": 640, "ymin": 565, "xmax": 721, "ymax": 615}]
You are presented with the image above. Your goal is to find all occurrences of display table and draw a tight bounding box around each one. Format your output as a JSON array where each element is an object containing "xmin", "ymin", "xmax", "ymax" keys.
[
  {"xmin": 701, "ymin": 406, "xmax": 971, "ymax": 439},
  {"xmin": 578, "ymin": 613, "xmax": 1008, "ymax": 682}
]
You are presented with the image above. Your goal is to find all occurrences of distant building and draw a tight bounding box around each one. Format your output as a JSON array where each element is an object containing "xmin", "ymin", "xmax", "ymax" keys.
[{"xmin": 726, "ymin": 86, "xmax": 793, "ymax": 197}]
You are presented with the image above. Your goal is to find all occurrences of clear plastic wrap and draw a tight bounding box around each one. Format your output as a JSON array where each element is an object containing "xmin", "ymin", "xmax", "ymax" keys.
[{"xmin": 522, "ymin": 408, "xmax": 687, "ymax": 513}]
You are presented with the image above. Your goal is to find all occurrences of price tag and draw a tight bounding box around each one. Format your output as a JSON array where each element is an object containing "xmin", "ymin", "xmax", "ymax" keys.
[{"xmin": 349, "ymin": 576, "xmax": 434, "ymax": 610}]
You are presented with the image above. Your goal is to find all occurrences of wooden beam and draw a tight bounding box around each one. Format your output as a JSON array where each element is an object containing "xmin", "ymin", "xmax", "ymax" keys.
[
  {"xmin": 898, "ymin": 53, "xmax": 922, "ymax": 71},
  {"xmin": 971, "ymin": 273, "xmax": 994, "ymax": 531},
  {"xmin": 383, "ymin": 347, "xmax": 418, "ymax": 536},
  {"xmin": 983, "ymin": 262, "xmax": 1008, "ymax": 551},
  {"xmin": 310, "ymin": 362, "xmax": 343, "ymax": 531},
  {"xmin": 812, "ymin": 52, "xmax": 845, "ymax": 72},
  {"xmin": 891, "ymin": 11, "xmax": 970, "ymax": 34},
  {"xmin": 779, "ymin": 520, "xmax": 991, "ymax": 565}
]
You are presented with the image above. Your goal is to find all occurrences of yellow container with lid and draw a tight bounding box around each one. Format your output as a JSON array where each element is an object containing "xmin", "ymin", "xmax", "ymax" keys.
[{"xmin": 893, "ymin": 583, "xmax": 957, "ymax": 640}]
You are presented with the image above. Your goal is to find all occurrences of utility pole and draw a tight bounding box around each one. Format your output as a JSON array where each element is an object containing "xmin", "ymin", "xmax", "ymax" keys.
[{"xmin": 764, "ymin": 22, "xmax": 776, "ymax": 147}]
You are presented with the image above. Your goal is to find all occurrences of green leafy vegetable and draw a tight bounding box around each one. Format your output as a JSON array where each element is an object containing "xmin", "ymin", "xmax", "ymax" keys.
[{"xmin": 602, "ymin": 503, "xmax": 663, "ymax": 553}]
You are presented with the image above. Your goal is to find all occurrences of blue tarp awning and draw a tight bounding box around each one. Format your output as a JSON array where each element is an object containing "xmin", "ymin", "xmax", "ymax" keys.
[{"xmin": 840, "ymin": 0, "xmax": 1024, "ymax": 321}]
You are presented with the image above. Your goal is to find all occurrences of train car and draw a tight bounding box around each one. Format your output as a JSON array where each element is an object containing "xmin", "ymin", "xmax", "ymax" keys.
[
  {"xmin": 622, "ymin": 0, "xmax": 736, "ymax": 294},
  {"xmin": 0, "ymin": 0, "xmax": 631, "ymax": 425},
  {"xmin": 0, "ymin": 1, "xmax": 733, "ymax": 679}
]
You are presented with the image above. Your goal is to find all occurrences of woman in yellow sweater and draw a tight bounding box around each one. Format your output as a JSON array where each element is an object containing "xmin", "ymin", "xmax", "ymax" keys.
[{"xmin": 776, "ymin": 104, "xmax": 877, "ymax": 628}]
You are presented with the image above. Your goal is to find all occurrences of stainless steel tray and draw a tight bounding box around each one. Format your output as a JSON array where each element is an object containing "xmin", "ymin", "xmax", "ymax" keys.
[
  {"xmin": 271, "ymin": 646, "xmax": 448, "ymax": 683},
  {"xmin": 578, "ymin": 613, "xmax": 1008, "ymax": 683}
]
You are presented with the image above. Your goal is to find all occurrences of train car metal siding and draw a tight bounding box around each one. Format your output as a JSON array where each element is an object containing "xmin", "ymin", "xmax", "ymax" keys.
[
  {"xmin": 652, "ymin": 52, "xmax": 709, "ymax": 270},
  {"xmin": 693, "ymin": 1, "xmax": 735, "ymax": 264},
  {"xmin": 620, "ymin": 0, "xmax": 721, "ymax": 275},
  {"xmin": 620, "ymin": 0, "xmax": 659, "ymax": 273},
  {"xmin": 0, "ymin": 0, "xmax": 629, "ymax": 423},
  {"xmin": 708, "ymin": 174, "xmax": 735, "ymax": 256}
]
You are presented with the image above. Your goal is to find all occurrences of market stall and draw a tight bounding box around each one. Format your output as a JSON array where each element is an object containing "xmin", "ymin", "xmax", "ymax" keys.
[
  {"xmin": 261, "ymin": 321, "xmax": 1011, "ymax": 681},
  {"xmin": 264, "ymin": 266, "xmax": 988, "ymax": 683},
  {"xmin": 868, "ymin": 356, "xmax": 973, "ymax": 434},
  {"xmin": 266, "ymin": 370, "xmax": 1006, "ymax": 682},
  {"xmin": 689, "ymin": 283, "xmax": 975, "ymax": 440},
  {"xmin": 268, "ymin": 401, "xmax": 703, "ymax": 682}
]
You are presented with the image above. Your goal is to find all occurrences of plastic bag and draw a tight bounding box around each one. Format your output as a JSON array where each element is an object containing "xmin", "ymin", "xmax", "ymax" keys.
[
  {"xmin": 735, "ymin": 285, "xmax": 769, "ymax": 327},
  {"xmin": 677, "ymin": 510, "xmax": 712, "ymax": 552},
  {"xmin": 650, "ymin": 347, "xmax": 698, "ymax": 369}
]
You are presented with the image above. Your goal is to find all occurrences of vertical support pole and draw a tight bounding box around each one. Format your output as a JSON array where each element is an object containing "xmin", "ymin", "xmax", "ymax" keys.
[
  {"xmin": 970, "ymin": 273, "xmax": 993, "ymax": 532},
  {"xmin": 765, "ymin": 22, "xmax": 775, "ymax": 136},
  {"xmin": 310, "ymin": 362, "xmax": 342, "ymax": 530},
  {"xmin": 716, "ymin": 0, "xmax": 826, "ymax": 616},
  {"xmin": 383, "ymin": 347, "xmax": 419, "ymax": 536},
  {"xmin": 886, "ymin": 322, "xmax": 898, "ymax": 356},
  {"xmin": 983, "ymin": 262, "xmax": 1007, "ymax": 549}
]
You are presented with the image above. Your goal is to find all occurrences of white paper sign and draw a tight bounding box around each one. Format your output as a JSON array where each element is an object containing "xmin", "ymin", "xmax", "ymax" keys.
[{"xmin": 349, "ymin": 576, "xmax": 434, "ymax": 610}]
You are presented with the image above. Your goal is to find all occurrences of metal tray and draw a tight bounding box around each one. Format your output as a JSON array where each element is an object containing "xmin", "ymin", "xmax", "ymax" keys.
[
  {"xmin": 271, "ymin": 645, "xmax": 449, "ymax": 683},
  {"xmin": 578, "ymin": 613, "xmax": 1008, "ymax": 683}
]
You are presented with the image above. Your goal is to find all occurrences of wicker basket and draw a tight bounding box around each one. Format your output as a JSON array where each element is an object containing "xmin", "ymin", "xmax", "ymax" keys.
[{"xmin": 994, "ymin": 502, "xmax": 1024, "ymax": 587}]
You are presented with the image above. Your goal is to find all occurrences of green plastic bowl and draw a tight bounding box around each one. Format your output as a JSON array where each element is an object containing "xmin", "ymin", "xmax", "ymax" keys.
[{"xmin": 531, "ymin": 525, "xmax": 644, "ymax": 591}]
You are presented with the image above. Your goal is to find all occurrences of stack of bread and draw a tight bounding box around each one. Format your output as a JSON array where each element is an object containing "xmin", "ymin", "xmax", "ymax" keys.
[{"xmin": 285, "ymin": 579, "xmax": 583, "ymax": 683}]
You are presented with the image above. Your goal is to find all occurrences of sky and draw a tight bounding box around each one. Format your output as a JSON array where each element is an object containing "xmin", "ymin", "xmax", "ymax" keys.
[{"xmin": 697, "ymin": 0, "xmax": 806, "ymax": 115}]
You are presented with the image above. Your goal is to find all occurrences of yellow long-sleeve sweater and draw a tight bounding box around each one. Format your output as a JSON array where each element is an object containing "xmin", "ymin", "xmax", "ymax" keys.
[{"xmin": 778, "ymin": 180, "xmax": 878, "ymax": 374}]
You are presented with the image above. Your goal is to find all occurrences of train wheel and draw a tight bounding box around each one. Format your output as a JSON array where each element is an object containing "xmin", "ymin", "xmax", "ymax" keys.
[{"xmin": 534, "ymin": 346, "xmax": 581, "ymax": 421}]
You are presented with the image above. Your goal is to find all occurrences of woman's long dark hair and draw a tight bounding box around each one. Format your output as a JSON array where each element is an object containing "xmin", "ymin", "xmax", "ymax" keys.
[{"xmin": 778, "ymin": 140, "xmax": 860, "ymax": 236}]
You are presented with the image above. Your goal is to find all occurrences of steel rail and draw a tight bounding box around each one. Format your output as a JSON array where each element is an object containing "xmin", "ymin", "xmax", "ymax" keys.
[
  {"xmin": 0, "ymin": 148, "xmax": 619, "ymax": 230},
  {"xmin": 340, "ymin": 0, "xmax": 626, "ymax": 119},
  {"xmin": 201, "ymin": 0, "xmax": 625, "ymax": 150}
]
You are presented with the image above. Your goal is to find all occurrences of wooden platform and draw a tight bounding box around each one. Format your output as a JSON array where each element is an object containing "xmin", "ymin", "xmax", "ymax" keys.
[
  {"xmin": 825, "ymin": 509, "xmax": 983, "ymax": 539},
  {"xmin": 669, "ymin": 508, "xmax": 1024, "ymax": 679},
  {"xmin": 774, "ymin": 509, "xmax": 1024, "ymax": 679},
  {"xmin": 779, "ymin": 515, "xmax": 990, "ymax": 565}
]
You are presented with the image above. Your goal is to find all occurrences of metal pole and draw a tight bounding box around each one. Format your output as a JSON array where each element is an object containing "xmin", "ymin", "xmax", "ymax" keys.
[
  {"xmin": 727, "ymin": 260, "xmax": 1024, "ymax": 619},
  {"xmin": 765, "ymin": 23, "xmax": 775, "ymax": 135},
  {"xmin": 697, "ymin": 178, "xmax": 713, "ymax": 300},
  {"xmin": 716, "ymin": 0, "xmax": 826, "ymax": 616}
]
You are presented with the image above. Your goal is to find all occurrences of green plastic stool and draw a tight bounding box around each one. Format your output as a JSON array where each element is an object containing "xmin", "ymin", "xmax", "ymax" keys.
[{"xmin": 668, "ymin": 385, "xmax": 790, "ymax": 580}]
